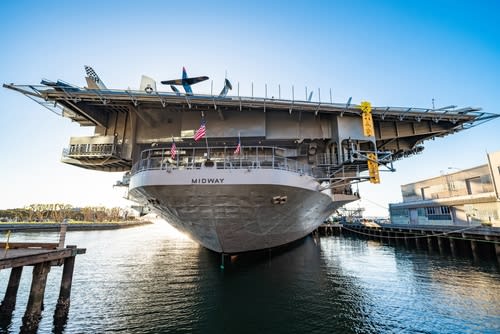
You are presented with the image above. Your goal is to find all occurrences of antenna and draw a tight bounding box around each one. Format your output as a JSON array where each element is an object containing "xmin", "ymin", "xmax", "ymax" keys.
[{"xmin": 432, "ymin": 98, "xmax": 435, "ymax": 109}]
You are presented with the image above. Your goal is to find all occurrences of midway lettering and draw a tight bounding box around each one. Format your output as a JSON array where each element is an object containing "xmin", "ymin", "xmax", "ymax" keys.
[{"xmin": 191, "ymin": 178, "xmax": 225, "ymax": 184}]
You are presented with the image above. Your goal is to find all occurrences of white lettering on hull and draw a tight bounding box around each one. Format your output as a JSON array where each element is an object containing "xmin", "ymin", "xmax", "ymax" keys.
[{"xmin": 191, "ymin": 178, "xmax": 225, "ymax": 184}]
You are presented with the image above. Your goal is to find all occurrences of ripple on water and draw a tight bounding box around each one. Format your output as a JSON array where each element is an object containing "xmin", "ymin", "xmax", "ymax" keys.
[{"xmin": 0, "ymin": 225, "xmax": 498, "ymax": 333}]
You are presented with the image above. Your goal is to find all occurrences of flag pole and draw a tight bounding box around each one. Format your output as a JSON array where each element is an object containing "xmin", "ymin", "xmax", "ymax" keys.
[
  {"xmin": 205, "ymin": 136, "xmax": 210, "ymax": 160},
  {"xmin": 202, "ymin": 111, "xmax": 210, "ymax": 159}
]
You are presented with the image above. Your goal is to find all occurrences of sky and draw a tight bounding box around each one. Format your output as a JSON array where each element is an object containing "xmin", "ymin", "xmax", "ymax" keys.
[{"xmin": 0, "ymin": 0, "xmax": 499, "ymax": 216}]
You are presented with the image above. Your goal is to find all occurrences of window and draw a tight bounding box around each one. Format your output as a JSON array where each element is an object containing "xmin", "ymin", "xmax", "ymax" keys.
[
  {"xmin": 390, "ymin": 208, "xmax": 409, "ymax": 217},
  {"xmin": 421, "ymin": 187, "xmax": 430, "ymax": 200},
  {"xmin": 423, "ymin": 206, "xmax": 451, "ymax": 221},
  {"xmin": 466, "ymin": 177, "xmax": 482, "ymax": 195}
]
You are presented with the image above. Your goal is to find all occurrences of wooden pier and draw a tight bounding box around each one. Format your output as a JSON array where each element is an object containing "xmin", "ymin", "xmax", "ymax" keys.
[
  {"xmin": 318, "ymin": 223, "xmax": 500, "ymax": 263},
  {"xmin": 0, "ymin": 226, "xmax": 85, "ymax": 333}
]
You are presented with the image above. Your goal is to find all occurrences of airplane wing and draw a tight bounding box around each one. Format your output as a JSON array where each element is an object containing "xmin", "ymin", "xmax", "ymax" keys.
[
  {"xmin": 183, "ymin": 76, "xmax": 209, "ymax": 85},
  {"xmin": 161, "ymin": 79, "xmax": 184, "ymax": 85},
  {"xmin": 160, "ymin": 76, "xmax": 209, "ymax": 85}
]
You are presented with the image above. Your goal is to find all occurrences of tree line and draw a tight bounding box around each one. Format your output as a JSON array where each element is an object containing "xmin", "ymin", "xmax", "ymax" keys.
[{"xmin": 0, "ymin": 204, "xmax": 133, "ymax": 223}]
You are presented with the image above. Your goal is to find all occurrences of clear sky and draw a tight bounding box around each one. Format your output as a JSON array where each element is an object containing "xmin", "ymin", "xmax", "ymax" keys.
[{"xmin": 1, "ymin": 0, "xmax": 499, "ymax": 216}]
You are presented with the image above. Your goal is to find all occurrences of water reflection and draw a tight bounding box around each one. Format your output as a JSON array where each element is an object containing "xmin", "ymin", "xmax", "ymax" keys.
[{"xmin": 0, "ymin": 223, "xmax": 498, "ymax": 333}]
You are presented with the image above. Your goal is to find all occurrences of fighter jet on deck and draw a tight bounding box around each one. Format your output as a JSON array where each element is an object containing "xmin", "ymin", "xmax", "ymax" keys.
[
  {"xmin": 161, "ymin": 67, "xmax": 208, "ymax": 95},
  {"xmin": 84, "ymin": 65, "xmax": 107, "ymax": 90}
]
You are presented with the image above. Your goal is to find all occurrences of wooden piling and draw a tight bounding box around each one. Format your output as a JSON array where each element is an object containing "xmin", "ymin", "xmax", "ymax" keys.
[
  {"xmin": 483, "ymin": 236, "xmax": 499, "ymax": 264},
  {"xmin": 437, "ymin": 236, "xmax": 444, "ymax": 255},
  {"xmin": 343, "ymin": 223, "xmax": 498, "ymax": 262},
  {"xmin": 1, "ymin": 238, "xmax": 85, "ymax": 332},
  {"xmin": 426, "ymin": 236, "xmax": 434, "ymax": 252},
  {"xmin": 449, "ymin": 238, "xmax": 457, "ymax": 257},
  {"xmin": 21, "ymin": 262, "xmax": 51, "ymax": 332},
  {"xmin": 470, "ymin": 240, "xmax": 480, "ymax": 262},
  {"xmin": 495, "ymin": 243, "xmax": 500, "ymax": 265},
  {"xmin": 54, "ymin": 247, "xmax": 77, "ymax": 319},
  {"xmin": 415, "ymin": 235, "xmax": 421, "ymax": 251},
  {"xmin": 0, "ymin": 266, "xmax": 23, "ymax": 320}
]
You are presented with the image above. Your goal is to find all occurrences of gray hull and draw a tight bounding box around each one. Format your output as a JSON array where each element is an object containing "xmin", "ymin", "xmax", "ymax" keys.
[{"xmin": 129, "ymin": 168, "xmax": 357, "ymax": 253}]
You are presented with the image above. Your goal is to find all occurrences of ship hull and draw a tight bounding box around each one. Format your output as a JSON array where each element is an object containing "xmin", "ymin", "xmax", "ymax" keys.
[{"xmin": 129, "ymin": 168, "xmax": 357, "ymax": 253}]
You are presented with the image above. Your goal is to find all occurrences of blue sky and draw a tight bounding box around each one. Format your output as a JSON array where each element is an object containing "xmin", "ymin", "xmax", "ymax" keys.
[{"xmin": 1, "ymin": 0, "xmax": 499, "ymax": 215}]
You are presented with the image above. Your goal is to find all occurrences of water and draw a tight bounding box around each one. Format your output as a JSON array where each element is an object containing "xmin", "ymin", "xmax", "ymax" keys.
[{"xmin": 1, "ymin": 222, "xmax": 499, "ymax": 333}]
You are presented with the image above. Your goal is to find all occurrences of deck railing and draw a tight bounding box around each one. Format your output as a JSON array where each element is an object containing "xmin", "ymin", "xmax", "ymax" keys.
[
  {"xmin": 62, "ymin": 143, "xmax": 120, "ymax": 158},
  {"xmin": 131, "ymin": 146, "xmax": 314, "ymax": 177}
]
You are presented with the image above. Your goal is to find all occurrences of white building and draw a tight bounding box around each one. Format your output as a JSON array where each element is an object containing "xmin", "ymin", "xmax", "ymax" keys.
[{"xmin": 389, "ymin": 152, "xmax": 500, "ymax": 227}]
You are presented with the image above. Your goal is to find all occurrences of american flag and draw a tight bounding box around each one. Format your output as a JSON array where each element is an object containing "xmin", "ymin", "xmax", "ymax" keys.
[
  {"xmin": 234, "ymin": 137, "xmax": 241, "ymax": 155},
  {"xmin": 194, "ymin": 118, "xmax": 206, "ymax": 141},
  {"xmin": 170, "ymin": 140, "xmax": 177, "ymax": 160}
]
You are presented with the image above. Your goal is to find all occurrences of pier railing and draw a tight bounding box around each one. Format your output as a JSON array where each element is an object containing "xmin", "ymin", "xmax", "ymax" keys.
[{"xmin": 131, "ymin": 146, "xmax": 315, "ymax": 177}]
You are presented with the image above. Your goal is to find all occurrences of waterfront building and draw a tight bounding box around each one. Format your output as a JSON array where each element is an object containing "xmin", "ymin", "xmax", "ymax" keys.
[{"xmin": 389, "ymin": 152, "xmax": 500, "ymax": 227}]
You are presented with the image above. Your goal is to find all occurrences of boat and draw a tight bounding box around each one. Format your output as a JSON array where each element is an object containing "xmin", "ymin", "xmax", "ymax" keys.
[{"xmin": 4, "ymin": 66, "xmax": 498, "ymax": 253}]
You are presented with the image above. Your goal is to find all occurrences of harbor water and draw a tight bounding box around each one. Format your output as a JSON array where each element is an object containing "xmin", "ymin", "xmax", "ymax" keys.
[{"xmin": 1, "ymin": 222, "xmax": 499, "ymax": 333}]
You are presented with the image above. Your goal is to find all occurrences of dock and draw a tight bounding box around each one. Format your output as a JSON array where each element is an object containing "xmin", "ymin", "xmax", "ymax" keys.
[
  {"xmin": 0, "ymin": 223, "xmax": 85, "ymax": 332},
  {"xmin": 318, "ymin": 223, "xmax": 500, "ymax": 263}
]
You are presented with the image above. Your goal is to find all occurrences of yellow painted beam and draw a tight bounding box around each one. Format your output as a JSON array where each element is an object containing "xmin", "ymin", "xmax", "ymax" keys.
[
  {"xmin": 367, "ymin": 152, "xmax": 380, "ymax": 184},
  {"xmin": 360, "ymin": 101, "xmax": 374, "ymax": 137}
]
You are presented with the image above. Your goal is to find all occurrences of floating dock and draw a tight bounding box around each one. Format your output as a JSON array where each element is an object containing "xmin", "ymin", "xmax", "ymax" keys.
[{"xmin": 0, "ymin": 225, "xmax": 85, "ymax": 332}]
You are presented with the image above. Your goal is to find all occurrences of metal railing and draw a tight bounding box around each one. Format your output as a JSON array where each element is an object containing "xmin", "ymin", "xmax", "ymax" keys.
[
  {"xmin": 4, "ymin": 84, "xmax": 493, "ymax": 127},
  {"xmin": 62, "ymin": 143, "xmax": 120, "ymax": 158},
  {"xmin": 131, "ymin": 146, "xmax": 314, "ymax": 177}
]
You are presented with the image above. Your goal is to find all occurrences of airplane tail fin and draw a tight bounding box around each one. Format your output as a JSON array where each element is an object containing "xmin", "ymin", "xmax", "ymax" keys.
[
  {"xmin": 218, "ymin": 78, "xmax": 233, "ymax": 97},
  {"xmin": 84, "ymin": 65, "xmax": 107, "ymax": 90}
]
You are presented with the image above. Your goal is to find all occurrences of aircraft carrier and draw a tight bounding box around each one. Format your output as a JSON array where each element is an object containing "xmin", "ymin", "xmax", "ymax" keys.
[{"xmin": 4, "ymin": 67, "xmax": 498, "ymax": 253}]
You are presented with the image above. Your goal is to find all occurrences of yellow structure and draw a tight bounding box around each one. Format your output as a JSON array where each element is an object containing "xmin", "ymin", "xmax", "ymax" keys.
[
  {"xmin": 360, "ymin": 101, "xmax": 379, "ymax": 183},
  {"xmin": 367, "ymin": 152, "xmax": 380, "ymax": 184},
  {"xmin": 360, "ymin": 101, "xmax": 374, "ymax": 137}
]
